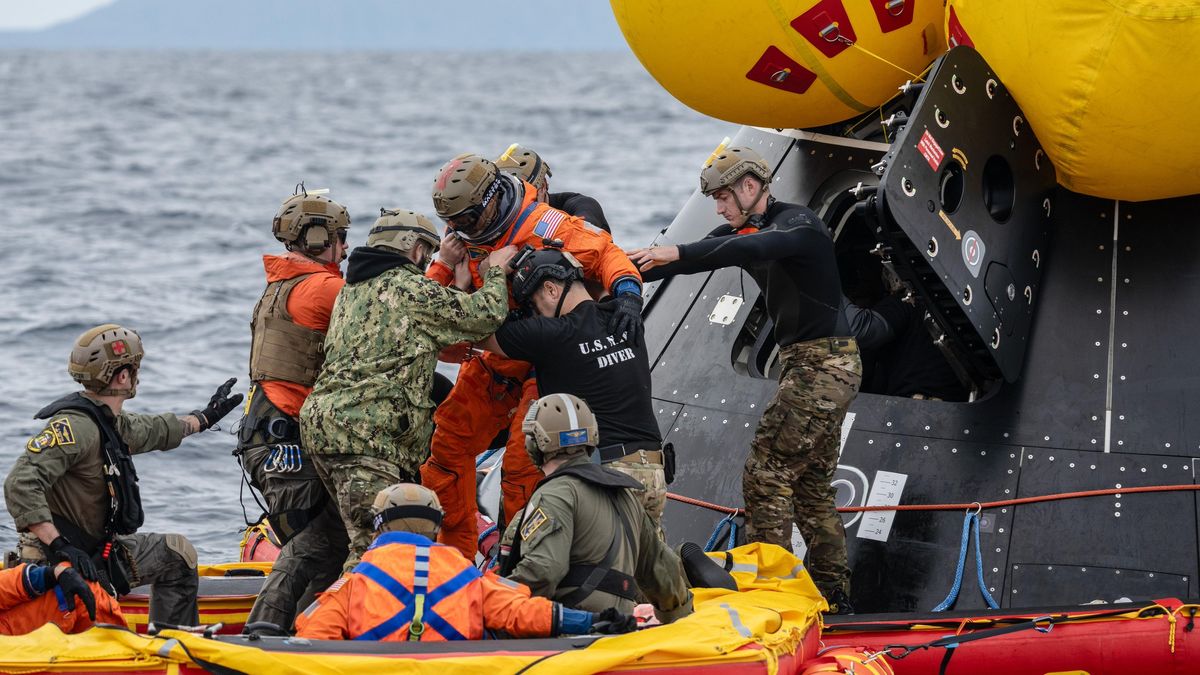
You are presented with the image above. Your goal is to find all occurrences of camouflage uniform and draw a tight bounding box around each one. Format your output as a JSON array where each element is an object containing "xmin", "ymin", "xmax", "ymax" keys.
[
  {"xmin": 742, "ymin": 337, "xmax": 861, "ymax": 598},
  {"xmin": 301, "ymin": 261, "xmax": 510, "ymax": 567},
  {"xmin": 4, "ymin": 396, "xmax": 199, "ymax": 626},
  {"xmin": 608, "ymin": 457, "xmax": 666, "ymax": 530}
]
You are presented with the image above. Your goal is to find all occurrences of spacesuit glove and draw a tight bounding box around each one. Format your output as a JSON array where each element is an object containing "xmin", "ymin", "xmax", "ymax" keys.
[
  {"xmin": 54, "ymin": 564, "xmax": 97, "ymax": 621},
  {"xmin": 555, "ymin": 605, "xmax": 595, "ymax": 635},
  {"xmin": 191, "ymin": 377, "xmax": 244, "ymax": 431},
  {"xmin": 591, "ymin": 607, "xmax": 638, "ymax": 634},
  {"xmin": 608, "ymin": 293, "xmax": 644, "ymax": 347},
  {"xmin": 49, "ymin": 536, "xmax": 98, "ymax": 581}
]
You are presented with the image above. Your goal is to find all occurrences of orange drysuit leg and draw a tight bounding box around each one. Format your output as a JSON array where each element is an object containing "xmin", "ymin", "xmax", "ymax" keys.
[
  {"xmin": 501, "ymin": 377, "xmax": 543, "ymax": 524},
  {"xmin": 422, "ymin": 355, "xmax": 530, "ymax": 557}
]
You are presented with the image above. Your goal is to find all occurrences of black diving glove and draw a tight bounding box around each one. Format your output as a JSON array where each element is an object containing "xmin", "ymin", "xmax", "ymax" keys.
[
  {"xmin": 48, "ymin": 536, "xmax": 98, "ymax": 581},
  {"xmin": 54, "ymin": 564, "xmax": 97, "ymax": 621},
  {"xmin": 591, "ymin": 607, "xmax": 638, "ymax": 634},
  {"xmin": 191, "ymin": 377, "xmax": 244, "ymax": 431},
  {"xmin": 608, "ymin": 293, "xmax": 645, "ymax": 347}
]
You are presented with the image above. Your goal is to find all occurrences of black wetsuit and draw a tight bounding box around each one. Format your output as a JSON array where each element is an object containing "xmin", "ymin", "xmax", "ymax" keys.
[
  {"xmin": 867, "ymin": 296, "xmax": 968, "ymax": 400},
  {"xmin": 643, "ymin": 200, "xmax": 848, "ymax": 347},
  {"xmin": 549, "ymin": 192, "xmax": 610, "ymax": 233},
  {"xmin": 495, "ymin": 300, "xmax": 659, "ymax": 447}
]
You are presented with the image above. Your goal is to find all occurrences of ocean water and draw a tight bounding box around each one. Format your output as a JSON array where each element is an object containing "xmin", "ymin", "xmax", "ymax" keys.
[{"xmin": 0, "ymin": 50, "xmax": 733, "ymax": 561}]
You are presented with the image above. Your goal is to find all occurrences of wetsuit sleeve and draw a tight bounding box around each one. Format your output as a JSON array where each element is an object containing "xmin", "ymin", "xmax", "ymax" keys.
[
  {"xmin": 401, "ymin": 264, "xmax": 510, "ymax": 345},
  {"xmin": 558, "ymin": 217, "xmax": 642, "ymax": 295},
  {"xmin": 494, "ymin": 316, "xmax": 571, "ymax": 363},
  {"xmin": 668, "ymin": 226, "xmax": 825, "ymax": 277},
  {"xmin": 118, "ymin": 412, "xmax": 185, "ymax": 454},
  {"xmin": 639, "ymin": 223, "xmax": 736, "ymax": 283},
  {"xmin": 425, "ymin": 260, "xmax": 455, "ymax": 287},
  {"xmin": 288, "ymin": 273, "xmax": 345, "ymax": 331},
  {"xmin": 507, "ymin": 489, "xmax": 575, "ymax": 599},
  {"xmin": 634, "ymin": 512, "xmax": 693, "ymax": 624},
  {"xmin": 480, "ymin": 571, "xmax": 555, "ymax": 637},
  {"xmin": 0, "ymin": 565, "xmax": 36, "ymax": 609},
  {"xmin": 842, "ymin": 296, "xmax": 896, "ymax": 351},
  {"xmin": 294, "ymin": 575, "xmax": 355, "ymax": 639},
  {"xmin": 5, "ymin": 415, "xmax": 101, "ymax": 530}
]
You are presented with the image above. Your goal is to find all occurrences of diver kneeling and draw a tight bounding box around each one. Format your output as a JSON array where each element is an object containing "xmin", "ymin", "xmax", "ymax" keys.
[
  {"xmin": 295, "ymin": 483, "xmax": 636, "ymax": 641},
  {"xmin": 500, "ymin": 394, "xmax": 693, "ymax": 623}
]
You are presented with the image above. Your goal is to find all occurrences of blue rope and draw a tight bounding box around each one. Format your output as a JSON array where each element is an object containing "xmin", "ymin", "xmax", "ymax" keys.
[
  {"xmin": 932, "ymin": 511, "xmax": 999, "ymax": 612},
  {"xmin": 704, "ymin": 514, "xmax": 739, "ymax": 552},
  {"xmin": 476, "ymin": 447, "xmax": 501, "ymax": 468}
]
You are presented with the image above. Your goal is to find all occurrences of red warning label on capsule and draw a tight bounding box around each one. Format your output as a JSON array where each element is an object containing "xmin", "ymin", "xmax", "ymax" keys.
[{"xmin": 917, "ymin": 129, "xmax": 945, "ymax": 171}]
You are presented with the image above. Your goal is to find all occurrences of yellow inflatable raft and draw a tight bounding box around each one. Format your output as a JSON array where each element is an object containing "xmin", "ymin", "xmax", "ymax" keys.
[{"xmin": 0, "ymin": 545, "xmax": 828, "ymax": 675}]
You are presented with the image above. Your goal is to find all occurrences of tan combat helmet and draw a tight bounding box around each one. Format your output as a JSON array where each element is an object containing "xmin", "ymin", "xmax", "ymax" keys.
[
  {"xmin": 431, "ymin": 153, "xmax": 501, "ymax": 219},
  {"xmin": 272, "ymin": 186, "xmax": 351, "ymax": 254},
  {"xmin": 68, "ymin": 324, "xmax": 144, "ymax": 397},
  {"xmin": 496, "ymin": 143, "xmax": 552, "ymax": 191},
  {"xmin": 372, "ymin": 483, "xmax": 444, "ymax": 537},
  {"xmin": 699, "ymin": 140, "xmax": 771, "ymax": 197},
  {"xmin": 368, "ymin": 208, "xmax": 441, "ymax": 255},
  {"xmin": 522, "ymin": 393, "xmax": 599, "ymax": 467}
]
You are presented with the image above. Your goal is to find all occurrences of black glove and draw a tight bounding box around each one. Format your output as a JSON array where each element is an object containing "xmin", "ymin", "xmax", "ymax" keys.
[
  {"xmin": 608, "ymin": 293, "xmax": 645, "ymax": 347},
  {"xmin": 49, "ymin": 536, "xmax": 98, "ymax": 581},
  {"xmin": 191, "ymin": 377, "xmax": 244, "ymax": 431},
  {"xmin": 53, "ymin": 565, "xmax": 97, "ymax": 621},
  {"xmin": 591, "ymin": 607, "xmax": 638, "ymax": 634}
]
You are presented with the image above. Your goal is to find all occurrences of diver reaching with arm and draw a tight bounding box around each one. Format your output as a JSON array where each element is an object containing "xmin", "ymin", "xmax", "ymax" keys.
[{"xmin": 628, "ymin": 144, "xmax": 860, "ymax": 614}]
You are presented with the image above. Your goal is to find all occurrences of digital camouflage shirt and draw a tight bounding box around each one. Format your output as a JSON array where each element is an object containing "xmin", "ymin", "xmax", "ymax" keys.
[{"xmin": 300, "ymin": 261, "xmax": 509, "ymax": 480}]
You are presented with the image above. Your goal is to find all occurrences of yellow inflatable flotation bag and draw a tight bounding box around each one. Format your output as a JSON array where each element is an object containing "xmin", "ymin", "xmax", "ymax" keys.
[
  {"xmin": 946, "ymin": 0, "xmax": 1200, "ymax": 202},
  {"xmin": 611, "ymin": 0, "xmax": 944, "ymax": 129}
]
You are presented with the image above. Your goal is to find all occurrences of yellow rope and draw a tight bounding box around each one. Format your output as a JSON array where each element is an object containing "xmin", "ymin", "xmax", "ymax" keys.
[{"xmin": 848, "ymin": 42, "xmax": 919, "ymax": 80}]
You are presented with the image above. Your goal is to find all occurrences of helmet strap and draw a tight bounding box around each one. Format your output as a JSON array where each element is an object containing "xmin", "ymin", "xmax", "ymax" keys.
[
  {"xmin": 553, "ymin": 278, "xmax": 574, "ymax": 318},
  {"xmin": 96, "ymin": 366, "xmax": 138, "ymax": 399},
  {"xmin": 373, "ymin": 505, "xmax": 443, "ymax": 532},
  {"xmin": 733, "ymin": 176, "xmax": 767, "ymax": 218}
]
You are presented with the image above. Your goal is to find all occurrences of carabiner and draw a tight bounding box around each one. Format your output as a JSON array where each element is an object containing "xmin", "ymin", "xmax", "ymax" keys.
[{"xmin": 263, "ymin": 447, "xmax": 279, "ymax": 473}]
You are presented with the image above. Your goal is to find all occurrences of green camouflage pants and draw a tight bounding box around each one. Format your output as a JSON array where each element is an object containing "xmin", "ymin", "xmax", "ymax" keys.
[
  {"xmin": 20, "ymin": 530, "xmax": 199, "ymax": 626},
  {"xmin": 241, "ymin": 443, "xmax": 348, "ymax": 632},
  {"xmin": 743, "ymin": 337, "xmax": 861, "ymax": 597},
  {"xmin": 608, "ymin": 454, "xmax": 666, "ymax": 534},
  {"xmin": 310, "ymin": 453, "xmax": 406, "ymax": 571}
]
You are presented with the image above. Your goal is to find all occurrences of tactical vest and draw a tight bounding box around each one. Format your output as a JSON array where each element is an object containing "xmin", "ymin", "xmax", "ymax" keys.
[
  {"xmin": 34, "ymin": 393, "xmax": 144, "ymax": 544},
  {"xmin": 249, "ymin": 273, "xmax": 326, "ymax": 387},
  {"xmin": 502, "ymin": 462, "xmax": 642, "ymax": 605}
]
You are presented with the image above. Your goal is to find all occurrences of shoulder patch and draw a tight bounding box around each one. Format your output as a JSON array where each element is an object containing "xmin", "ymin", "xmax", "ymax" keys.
[
  {"xmin": 49, "ymin": 418, "xmax": 76, "ymax": 446},
  {"xmin": 25, "ymin": 428, "xmax": 57, "ymax": 454},
  {"xmin": 520, "ymin": 507, "xmax": 550, "ymax": 540},
  {"xmin": 326, "ymin": 576, "xmax": 348, "ymax": 593}
]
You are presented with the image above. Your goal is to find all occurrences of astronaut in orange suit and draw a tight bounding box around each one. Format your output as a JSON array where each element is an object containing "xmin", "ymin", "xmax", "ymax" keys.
[
  {"xmin": 294, "ymin": 484, "xmax": 635, "ymax": 641},
  {"xmin": 421, "ymin": 153, "xmax": 644, "ymax": 557},
  {"xmin": 0, "ymin": 562, "xmax": 123, "ymax": 635}
]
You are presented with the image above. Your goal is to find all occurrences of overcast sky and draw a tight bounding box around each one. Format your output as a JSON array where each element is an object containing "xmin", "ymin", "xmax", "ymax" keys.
[{"xmin": 0, "ymin": 0, "xmax": 115, "ymax": 29}]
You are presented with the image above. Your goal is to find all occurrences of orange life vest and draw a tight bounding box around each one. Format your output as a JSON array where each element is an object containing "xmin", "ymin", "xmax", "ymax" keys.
[{"xmin": 342, "ymin": 532, "xmax": 492, "ymax": 641}]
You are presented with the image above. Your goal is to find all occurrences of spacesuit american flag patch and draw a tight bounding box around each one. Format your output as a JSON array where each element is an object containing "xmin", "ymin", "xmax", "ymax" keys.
[{"xmin": 532, "ymin": 210, "xmax": 566, "ymax": 239}]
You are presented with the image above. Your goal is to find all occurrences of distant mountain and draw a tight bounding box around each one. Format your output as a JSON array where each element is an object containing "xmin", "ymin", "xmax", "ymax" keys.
[{"xmin": 0, "ymin": 0, "xmax": 627, "ymax": 50}]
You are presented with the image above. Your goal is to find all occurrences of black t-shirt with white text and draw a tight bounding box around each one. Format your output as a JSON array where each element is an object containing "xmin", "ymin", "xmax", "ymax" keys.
[{"xmin": 495, "ymin": 300, "xmax": 660, "ymax": 448}]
